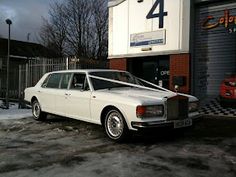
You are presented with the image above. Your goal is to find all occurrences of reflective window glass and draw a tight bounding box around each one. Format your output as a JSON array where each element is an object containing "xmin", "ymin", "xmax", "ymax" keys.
[
  {"xmin": 60, "ymin": 73, "xmax": 72, "ymax": 89},
  {"xmin": 46, "ymin": 73, "xmax": 61, "ymax": 88}
]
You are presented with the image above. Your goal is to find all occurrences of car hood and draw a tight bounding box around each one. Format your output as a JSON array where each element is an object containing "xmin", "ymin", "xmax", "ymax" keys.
[
  {"xmin": 97, "ymin": 87, "xmax": 198, "ymax": 105},
  {"xmin": 100, "ymin": 87, "xmax": 177, "ymax": 104}
]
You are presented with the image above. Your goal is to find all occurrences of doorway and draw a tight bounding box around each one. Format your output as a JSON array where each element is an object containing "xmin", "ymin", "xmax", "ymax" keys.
[{"xmin": 128, "ymin": 55, "xmax": 170, "ymax": 89}]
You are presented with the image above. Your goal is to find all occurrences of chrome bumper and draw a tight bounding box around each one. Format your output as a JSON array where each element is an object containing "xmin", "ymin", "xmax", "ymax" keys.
[{"xmin": 131, "ymin": 114, "xmax": 202, "ymax": 129}]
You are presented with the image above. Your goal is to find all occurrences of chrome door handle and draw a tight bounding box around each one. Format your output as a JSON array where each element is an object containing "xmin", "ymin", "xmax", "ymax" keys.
[{"xmin": 65, "ymin": 93, "xmax": 71, "ymax": 96}]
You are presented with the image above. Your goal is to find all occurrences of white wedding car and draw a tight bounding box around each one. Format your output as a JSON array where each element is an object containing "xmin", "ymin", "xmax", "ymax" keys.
[{"xmin": 24, "ymin": 69, "xmax": 201, "ymax": 141}]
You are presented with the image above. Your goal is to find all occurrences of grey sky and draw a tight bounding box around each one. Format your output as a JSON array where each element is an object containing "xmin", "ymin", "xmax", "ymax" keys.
[{"xmin": 0, "ymin": 0, "xmax": 63, "ymax": 43}]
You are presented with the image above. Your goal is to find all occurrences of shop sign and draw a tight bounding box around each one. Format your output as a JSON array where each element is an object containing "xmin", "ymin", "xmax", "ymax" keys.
[
  {"xmin": 130, "ymin": 0, "xmax": 167, "ymax": 47},
  {"xmin": 130, "ymin": 30, "xmax": 165, "ymax": 47},
  {"xmin": 160, "ymin": 70, "xmax": 169, "ymax": 76},
  {"xmin": 202, "ymin": 9, "xmax": 236, "ymax": 33}
]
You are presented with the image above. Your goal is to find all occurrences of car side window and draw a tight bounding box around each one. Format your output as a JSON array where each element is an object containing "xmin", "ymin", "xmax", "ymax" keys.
[
  {"xmin": 41, "ymin": 75, "xmax": 50, "ymax": 88},
  {"xmin": 70, "ymin": 73, "xmax": 89, "ymax": 90},
  {"xmin": 46, "ymin": 73, "xmax": 62, "ymax": 88},
  {"xmin": 60, "ymin": 73, "xmax": 72, "ymax": 89}
]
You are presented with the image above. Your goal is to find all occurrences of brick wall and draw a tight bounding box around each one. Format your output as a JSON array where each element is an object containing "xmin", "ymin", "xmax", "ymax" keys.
[
  {"xmin": 169, "ymin": 54, "xmax": 190, "ymax": 93},
  {"xmin": 109, "ymin": 58, "xmax": 127, "ymax": 71}
]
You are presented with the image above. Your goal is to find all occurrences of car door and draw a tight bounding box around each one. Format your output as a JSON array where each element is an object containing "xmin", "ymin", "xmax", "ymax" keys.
[
  {"xmin": 65, "ymin": 73, "xmax": 92, "ymax": 121},
  {"xmin": 40, "ymin": 73, "xmax": 62, "ymax": 113},
  {"xmin": 54, "ymin": 73, "xmax": 72, "ymax": 116}
]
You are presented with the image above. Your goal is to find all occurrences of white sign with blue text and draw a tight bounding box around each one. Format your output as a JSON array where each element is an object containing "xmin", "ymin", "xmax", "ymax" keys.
[{"xmin": 130, "ymin": 30, "xmax": 165, "ymax": 47}]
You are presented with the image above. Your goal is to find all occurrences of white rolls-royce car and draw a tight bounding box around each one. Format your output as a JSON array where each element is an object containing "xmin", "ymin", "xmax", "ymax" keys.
[{"xmin": 24, "ymin": 69, "xmax": 201, "ymax": 141}]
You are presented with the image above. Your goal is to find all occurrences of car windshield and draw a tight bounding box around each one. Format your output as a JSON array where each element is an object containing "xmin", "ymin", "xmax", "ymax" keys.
[{"xmin": 89, "ymin": 71, "xmax": 141, "ymax": 90}]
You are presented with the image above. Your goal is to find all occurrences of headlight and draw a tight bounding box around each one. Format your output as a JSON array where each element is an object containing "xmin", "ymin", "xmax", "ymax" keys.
[
  {"xmin": 225, "ymin": 81, "xmax": 236, "ymax": 87},
  {"xmin": 189, "ymin": 101, "xmax": 199, "ymax": 112},
  {"xmin": 229, "ymin": 81, "xmax": 236, "ymax": 87},
  {"xmin": 136, "ymin": 105, "xmax": 164, "ymax": 118}
]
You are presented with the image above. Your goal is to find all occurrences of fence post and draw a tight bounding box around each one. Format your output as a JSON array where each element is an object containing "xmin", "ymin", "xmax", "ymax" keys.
[
  {"xmin": 25, "ymin": 63, "xmax": 28, "ymax": 88},
  {"xmin": 43, "ymin": 58, "xmax": 46, "ymax": 74},
  {"xmin": 66, "ymin": 57, "xmax": 69, "ymax": 70},
  {"xmin": 18, "ymin": 65, "xmax": 22, "ymax": 108}
]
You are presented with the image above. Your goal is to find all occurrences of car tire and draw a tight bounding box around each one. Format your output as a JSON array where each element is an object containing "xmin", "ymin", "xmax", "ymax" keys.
[
  {"xmin": 104, "ymin": 109, "xmax": 129, "ymax": 142},
  {"xmin": 32, "ymin": 100, "xmax": 47, "ymax": 121}
]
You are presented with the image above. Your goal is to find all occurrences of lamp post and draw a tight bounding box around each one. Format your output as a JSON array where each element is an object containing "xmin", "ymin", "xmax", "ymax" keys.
[{"xmin": 5, "ymin": 19, "xmax": 12, "ymax": 109}]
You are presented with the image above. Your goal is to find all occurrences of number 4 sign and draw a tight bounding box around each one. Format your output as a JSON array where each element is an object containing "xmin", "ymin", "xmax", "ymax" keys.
[{"xmin": 146, "ymin": 0, "xmax": 168, "ymax": 28}]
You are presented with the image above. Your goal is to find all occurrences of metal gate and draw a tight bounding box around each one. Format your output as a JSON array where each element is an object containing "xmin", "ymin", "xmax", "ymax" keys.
[
  {"xmin": 194, "ymin": 1, "xmax": 236, "ymax": 99},
  {"xmin": 17, "ymin": 58, "xmax": 67, "ymax": 106},
  {"xmin": 17, "ymin": 58, "xmax": 108, "ymax": 101},
  {"xmin": 0, "ymin": 57, "xmax": 108, "ymax": 101}
]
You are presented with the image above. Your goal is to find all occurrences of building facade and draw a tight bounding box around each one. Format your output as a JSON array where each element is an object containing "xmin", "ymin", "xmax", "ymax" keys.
[{"xmin": 108, "ymin": 0, "xmax": 236, "ymax": 99}]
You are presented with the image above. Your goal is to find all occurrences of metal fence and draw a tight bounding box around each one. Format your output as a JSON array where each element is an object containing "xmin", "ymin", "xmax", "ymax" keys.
[
  {"xmin": 27, "ymin": 58, "xmax": 67, "ymax": 87},
  {"xmin": 0, "ymin": 57, "xmax": 109, "ymax": 101}
]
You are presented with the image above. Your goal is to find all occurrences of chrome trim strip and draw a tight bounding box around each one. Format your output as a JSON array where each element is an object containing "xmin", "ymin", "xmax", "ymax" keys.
[{"xmin": 132, "ymin": 115, "xmax": 202, "ymax": 128}]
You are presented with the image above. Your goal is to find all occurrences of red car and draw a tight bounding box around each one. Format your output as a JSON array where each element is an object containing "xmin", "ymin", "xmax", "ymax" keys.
[{"xmin": 219, "ymin": 74, "xmax": 236, "ymax": 107}]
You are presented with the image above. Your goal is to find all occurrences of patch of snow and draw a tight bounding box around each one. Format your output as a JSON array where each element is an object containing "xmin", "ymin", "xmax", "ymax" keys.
[{"xmin": 0, "ymin": 101, "xmax": 32, "ymax": 120}]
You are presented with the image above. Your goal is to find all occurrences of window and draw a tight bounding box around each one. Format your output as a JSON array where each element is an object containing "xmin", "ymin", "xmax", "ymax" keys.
[
  {"xmin": 41, "ymin": 75, "xmax": 50, "ymax": 88},
  {"xmin": 46, "ymin": 73, "xmax": 62, "ymax": 88},
  {"xmin": 70, "ymin": 73, "xmax": 89, "ymax": 90},
  {"xmin": 90, "ymin": 71, "xmax": 137, "ymax": 84},
  {"xmin": 60, "ymin": 73, "xmax": 72, "ymax": 89},
  {"xmin": 90, "ymin": 71, "xmax": 139, "ymax": 90}
]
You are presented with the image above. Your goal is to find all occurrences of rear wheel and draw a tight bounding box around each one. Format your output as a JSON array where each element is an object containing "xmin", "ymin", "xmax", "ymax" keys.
[
  {"xmin": 32, "ymin": 100, "xmax": 47, "ymax": 120},
  {"xmin": 104, "ymin": 109, "xmax": 129, "ymax": 142}
]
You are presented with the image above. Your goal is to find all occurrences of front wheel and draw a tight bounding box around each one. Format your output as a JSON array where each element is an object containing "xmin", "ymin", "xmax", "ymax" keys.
[
  {"xmin": 104, "ymin": 109, "xmax": 129, "ymax": 142},
  {"xmin": 32, "ymin": 100, "xmax": 47, "ymax": 121}
]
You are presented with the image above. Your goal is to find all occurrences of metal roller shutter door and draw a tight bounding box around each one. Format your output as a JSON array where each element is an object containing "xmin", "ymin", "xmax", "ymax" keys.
[{"xmin": 194, "ymin": 2, "xmax": 236, "ymax": 99}]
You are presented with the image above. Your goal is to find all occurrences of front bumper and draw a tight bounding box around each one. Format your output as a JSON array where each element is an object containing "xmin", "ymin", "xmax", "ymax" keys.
[{"xmin": 131, "ymin": 114, "xmax": 202, "ymax": 129}]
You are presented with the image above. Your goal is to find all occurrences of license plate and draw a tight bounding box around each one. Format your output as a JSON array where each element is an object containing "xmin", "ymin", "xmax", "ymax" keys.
[{"xmin": 174, "ymin": 119, "xmax": 192, "ymax": 128}]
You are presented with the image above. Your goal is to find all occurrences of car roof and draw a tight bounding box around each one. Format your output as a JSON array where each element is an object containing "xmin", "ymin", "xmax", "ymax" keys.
[{"xmin": 47, "ymin": 69, "xmax": 127, "ymax": 75}]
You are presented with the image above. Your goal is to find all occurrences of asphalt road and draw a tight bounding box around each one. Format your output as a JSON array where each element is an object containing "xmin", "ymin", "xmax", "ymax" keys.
[{"xmin": 0, "ymin": 116, "xmax": 235, "ymax": 177}]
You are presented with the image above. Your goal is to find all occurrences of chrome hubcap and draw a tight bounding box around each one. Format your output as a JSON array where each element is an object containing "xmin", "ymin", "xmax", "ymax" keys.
[
  {"xmin": 33, "ymin": 102, "xmax": 40, "ymax": 118},
  {"xmin": 107, "ymin": 112, "xmax": 124, "ymax": 138}
]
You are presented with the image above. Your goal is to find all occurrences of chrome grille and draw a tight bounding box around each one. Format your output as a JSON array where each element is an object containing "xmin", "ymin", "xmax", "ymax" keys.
[{"xmin": 167, "ymin": 95, "xmax": 188, "ymax": 120}]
